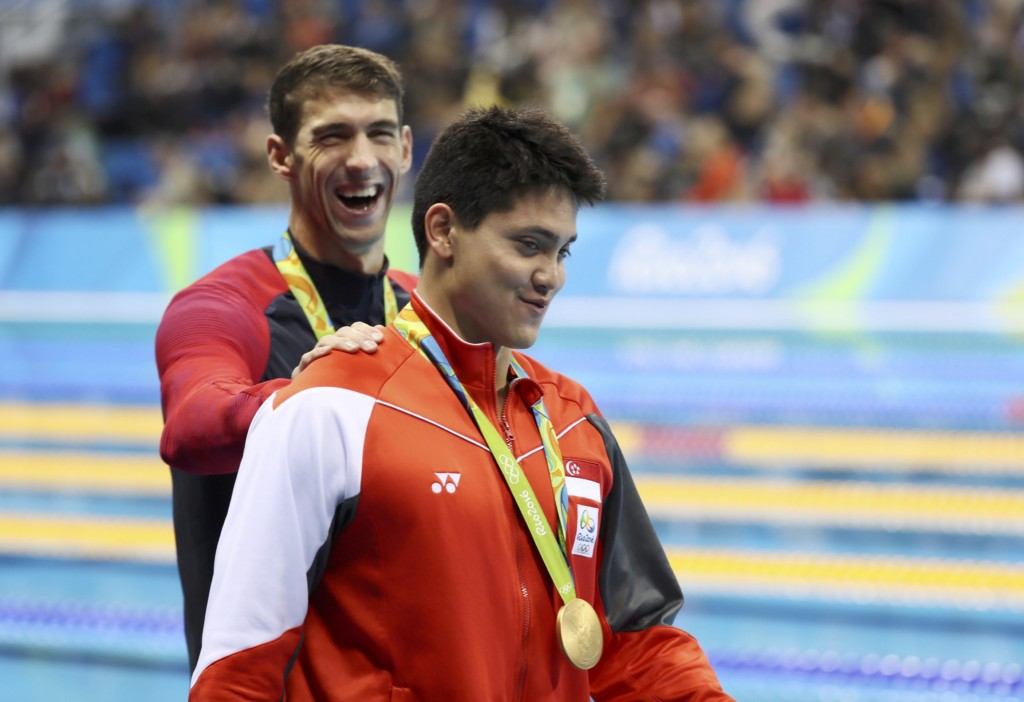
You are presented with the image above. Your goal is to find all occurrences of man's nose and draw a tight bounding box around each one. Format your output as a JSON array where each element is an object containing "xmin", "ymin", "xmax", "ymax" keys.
[
  {"xmin": 346, "ymin": 133, "xmax": 376, "ymax": 173},
  {"xmin": 533, "ymin": 255, "xmax": 564, "ymax": 294}
]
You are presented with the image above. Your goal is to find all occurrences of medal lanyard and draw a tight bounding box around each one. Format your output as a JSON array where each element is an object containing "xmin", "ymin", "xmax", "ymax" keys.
[
  {"xmin": 394, "ymin": 305, "xmax": 577, "ymax": 604},
  {"xmin": 273, "ymin": 231, "xmax": 398, "ymax": 340}
]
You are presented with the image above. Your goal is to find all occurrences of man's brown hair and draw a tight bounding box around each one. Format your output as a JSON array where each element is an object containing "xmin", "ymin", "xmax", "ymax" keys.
[{"xmin": 268, "ymin": 44, "xmax": 405, "ymax": 147}]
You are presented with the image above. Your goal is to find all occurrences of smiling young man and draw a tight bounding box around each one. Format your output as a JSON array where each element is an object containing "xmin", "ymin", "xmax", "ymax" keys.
[
  {"xmin": 189, "ymin": 106, "xmax": 734, "ymax": 701},
  {"xmin": 155, "ymin": 44, "xmax": 416, "ymax": 673}
]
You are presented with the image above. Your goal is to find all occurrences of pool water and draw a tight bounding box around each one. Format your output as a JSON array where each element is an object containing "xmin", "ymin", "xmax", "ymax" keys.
[{"xmin": 1, "ymin": 321, "xmax": 1021, "ymax": 701}]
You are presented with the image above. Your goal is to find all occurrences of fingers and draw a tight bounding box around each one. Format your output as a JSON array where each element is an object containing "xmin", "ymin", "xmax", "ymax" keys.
[
  {"xmin": 290, "ymin": 323, "xmax": 388, "ymax": 378},
  {"xmin": 292, "ymin": 345, "xmax": 332, "ymax": 378},
  {"xmin": 331, "ymin": 322, "xmax": 384, "ymax": 352}
]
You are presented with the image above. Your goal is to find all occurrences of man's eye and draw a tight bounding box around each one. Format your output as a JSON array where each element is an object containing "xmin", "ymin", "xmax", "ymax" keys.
[{"xmin": 558, "ymin": 248, "xmax": 572, "ymax": 261}]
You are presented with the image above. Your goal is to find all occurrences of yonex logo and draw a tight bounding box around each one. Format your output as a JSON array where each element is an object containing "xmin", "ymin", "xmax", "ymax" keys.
[{"xmin": 432, "ymin": 472, "xmax": 462, "ymax": 494}]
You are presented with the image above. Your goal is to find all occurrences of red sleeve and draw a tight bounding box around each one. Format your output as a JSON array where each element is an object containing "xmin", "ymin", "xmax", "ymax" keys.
[
  {"xmin": 155, "ymin": 253, "xmax": 291, "ymax": 475},
  {"xmin": 189, "ymin": 628, "xmax": 302, "ymax": 700},
  {"xmin": 590, "ymin": 626, "xmax": 734, "ymax": 702}
]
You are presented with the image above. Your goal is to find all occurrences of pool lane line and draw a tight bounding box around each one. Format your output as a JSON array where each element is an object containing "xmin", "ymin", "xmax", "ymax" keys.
[
  {"xmin": 4, "ymin": 401, "xmax": 1023, "ymax": 475},
  {"xmin": 2, "ymin": 451, "xmax": 1021, "ymax": 537},
  {"xmin": 637, "ymin": 476, "xmax": 1024, "ymax": 536},
  {"xmin": 0, "ymin": 450, "xmax": 169, "ymax": 495},
  {"xmin": 1, "ymin": 510, "xmax": 1021, "ymax": 611},
  {"xmin": 0, "ymin": 403, "xmax": 162, "ymax": 447},
  {"xmin": 666, "ymin": 546, "xmax": 1024, "ymax": 612},
  {"xmin": 614, "ymin": 423, "xmax": 1024, "ymax": 474},
  {"xmin": 0, "ymin": 512, "xmax": 174, "ymax": 563}
]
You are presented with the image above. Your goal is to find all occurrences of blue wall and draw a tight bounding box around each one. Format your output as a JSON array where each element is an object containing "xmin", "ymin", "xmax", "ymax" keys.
[
  {"xmin": 2, "ymin": 203, "xmax": 1022, "ymax": 313},
  {"xmin": 2, "ymin": 204, "xmax": 1023, "ymax": 408}
]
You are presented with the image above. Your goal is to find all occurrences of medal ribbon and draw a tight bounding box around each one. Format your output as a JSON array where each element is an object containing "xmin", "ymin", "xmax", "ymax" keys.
[
  {"xmin": 273, "ymin": 231, "xmax": 398, "ymax": 340},
  {"xmin": 394, "ymin": 304, "xmax": 576, "ymax": 604}
]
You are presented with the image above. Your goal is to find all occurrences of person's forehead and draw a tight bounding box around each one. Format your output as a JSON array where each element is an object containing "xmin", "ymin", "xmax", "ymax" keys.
[
  {"xmin": 298, "ymin": 87, "xmax": 400, "ymax": 126},
  {"xmin": 487, "ymin": 189, "xmax": 578, "ymax": 234},
  {"xmin": 508, "ymin": 188, "xmax": 577, "ymax": 215}
]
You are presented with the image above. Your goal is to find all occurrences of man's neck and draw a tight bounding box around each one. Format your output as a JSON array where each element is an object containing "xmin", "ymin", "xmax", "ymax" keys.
[
  {"xmin": 288, "ymin": 223, "xmax": 384, "ymax": 275},
  {"xmin": 416, "ymin": 285, "xmax": 513, "ymax": 406}
]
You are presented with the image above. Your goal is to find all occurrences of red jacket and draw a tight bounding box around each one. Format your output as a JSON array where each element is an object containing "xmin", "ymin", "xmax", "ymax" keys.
[
  {"xmin": 155, "ymin": 243, "xmax": 416, "ymax": 672},
  {"xmin": 191, "ymin": 293, "xmax": 732, "ymax": 702}
]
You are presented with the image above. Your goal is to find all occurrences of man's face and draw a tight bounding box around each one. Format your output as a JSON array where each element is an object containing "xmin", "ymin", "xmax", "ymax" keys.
[
  {"xmin": 447, "ymin": 189, "xmax": 577, "ymax": 350},
  {"xmin": 285, "ymin": 88, "xmax": 412, "ymax": 260}
]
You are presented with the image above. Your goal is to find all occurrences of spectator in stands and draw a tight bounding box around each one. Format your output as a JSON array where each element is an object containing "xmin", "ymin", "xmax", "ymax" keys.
[{"xmin": 2, "ymin": 0, "xmax": 1022, "ymax": 206}]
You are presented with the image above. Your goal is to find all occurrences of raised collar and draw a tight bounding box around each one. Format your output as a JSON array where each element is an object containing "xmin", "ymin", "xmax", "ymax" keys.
[
  {"xmin": 409, "ymin": 291, "xmax": 506, "ymax": 402},
  {"xmin": 407, "ymin": 292, "xmax": 548, "ymax": 424}
]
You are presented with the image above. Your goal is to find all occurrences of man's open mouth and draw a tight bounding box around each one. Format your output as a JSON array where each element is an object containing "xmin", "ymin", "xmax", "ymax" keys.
[{"xmin": 336, "ymin": 184, "xmax": 384, "ymax": 213}]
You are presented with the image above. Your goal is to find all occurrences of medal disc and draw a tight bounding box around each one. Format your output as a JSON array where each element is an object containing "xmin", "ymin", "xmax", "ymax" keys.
[{"xmin": 556, "ymin": 598, "xmax": 603, "ymax": 670}]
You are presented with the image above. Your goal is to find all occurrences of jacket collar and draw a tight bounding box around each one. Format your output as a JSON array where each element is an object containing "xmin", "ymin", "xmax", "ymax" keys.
[
  {"xmin": 408, "ymin": 292, "xmax": 549, "ymax": 423},
  {"xmin": 409, "ymin": 291, "xmax": 504, "ymax": 400}
]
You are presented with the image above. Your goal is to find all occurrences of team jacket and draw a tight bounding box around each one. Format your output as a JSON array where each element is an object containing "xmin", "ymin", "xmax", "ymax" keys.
[
  {"xmin": 190, "ymin": 292, "xmax": 732, "ymax": 702},
  {"xmin": 154, "ymin": 241, "xmax": 415, "ymax": 672}
]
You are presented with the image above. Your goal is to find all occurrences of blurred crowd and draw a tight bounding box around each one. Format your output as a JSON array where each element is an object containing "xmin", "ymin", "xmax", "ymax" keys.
[{"xmin": 3, "ymin": 0, "xmax": 1024, "ymax": 206}]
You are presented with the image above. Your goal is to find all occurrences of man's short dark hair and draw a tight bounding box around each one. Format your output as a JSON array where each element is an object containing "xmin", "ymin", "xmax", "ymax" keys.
[
  {"xmin": 268, "ymin": 44, "xmax": 405, "ymax": 147},
  {"xmin": 412, "ymin": 105, "xmax": 607, "ymax": 265}
]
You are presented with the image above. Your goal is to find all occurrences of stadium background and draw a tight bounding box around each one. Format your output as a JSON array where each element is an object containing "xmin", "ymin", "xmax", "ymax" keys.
[{"xmin": 2, "ymin": 1, "xmax": 1023, "ymax": 701}]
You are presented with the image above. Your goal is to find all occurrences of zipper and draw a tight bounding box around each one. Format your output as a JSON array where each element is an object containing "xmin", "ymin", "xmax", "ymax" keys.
[
  {"xmin": 500, "ymin": 376, "xmax": 529, "ymax": 701},
  {"xmin": 513, "ymin": 526, "xmax": 530, "ymax": 702},
  {"xmin": 499, "ymin": 377, "xmax": 521, "ymax": 449}
]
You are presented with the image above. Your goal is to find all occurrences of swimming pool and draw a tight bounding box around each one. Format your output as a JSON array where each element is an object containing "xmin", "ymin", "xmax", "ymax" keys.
[{"xmin": 1, "ymin": 320, "xmax": 1021, "ymax": 701}]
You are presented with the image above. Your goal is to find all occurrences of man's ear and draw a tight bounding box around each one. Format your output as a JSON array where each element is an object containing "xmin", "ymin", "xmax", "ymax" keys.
[
  {"xmin": 267, "ymin": 134, "xmax": 294, "ymax": 180},
  {"xmin": 399, "ymin": 125, "xmax": 413, "ymax": 175},
  {"xmin": 423, "ymin": 203, "xmax": 457, "ymax": 260}
]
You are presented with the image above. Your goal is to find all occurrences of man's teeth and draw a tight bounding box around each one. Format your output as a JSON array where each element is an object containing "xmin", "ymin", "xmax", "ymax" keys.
[
  {"xmin": 343, "ymin": 186, "xmax": 378, "ymax": 198},
  {"xmin": 336, "ymin": 186, "xmax": 380, "ymax": 211}
]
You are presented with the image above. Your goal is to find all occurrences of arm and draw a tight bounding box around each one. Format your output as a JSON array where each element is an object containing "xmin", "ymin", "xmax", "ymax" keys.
[
  {"xmin": 156, "ymin": 283, "xmax": 289, "ymax": 475},
  {"xmin": 189, "ymin": 385, "xmax": 374, "ymax": 699},
  {"xmin": 586, "ymin": 414, "xmax": 734, "ymax": 702}
]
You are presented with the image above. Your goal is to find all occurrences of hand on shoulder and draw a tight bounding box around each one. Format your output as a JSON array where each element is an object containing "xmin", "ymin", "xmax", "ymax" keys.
[{"xmin": 291, "ymin": 323, "xmax": 387, "ymax": 378}]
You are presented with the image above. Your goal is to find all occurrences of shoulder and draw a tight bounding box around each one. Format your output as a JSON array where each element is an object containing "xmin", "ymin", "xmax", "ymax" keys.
[
  {"xmin": 274, "ymin": 326, "xmax": 417, "ymax": 408},
  {"xmin": 160, "ymin": 249, "xmax": 284, "ymax": 322},
  {"xmin": 190, "ymin": 248, "xmax": 284, "ymax": 298},
  {"xmin": 512, "ymin": 351, "xmax": 599, "ymax": 416}
]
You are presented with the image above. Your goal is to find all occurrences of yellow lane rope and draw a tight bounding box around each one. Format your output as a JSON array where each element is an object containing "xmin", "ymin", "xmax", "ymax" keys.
[
  {"xmin": 666, "ymin": 546, "xmax": 1024, "ymax": 611},
  {"xmin": 0, "ymin": 513, "xmax": 175, "ymax": 563},
  {"xmin": 637, "ymin": 477, "xmax": 1024, "ymax": 535},
  {"xmin": 3, "ymin": 450, "xmax": 1020, "ymax": 536},
  {"xmin": 726, "ymin": 425, "xmax": 1024, "ymax": 472},
  {"xmin": 3, "ymin": 402, "xmax": 1022, "ymax": 473},
  {"xmin": 615, "ymin": 422, "xmax": 1024, "ymax": 474},
  {"xmin": 0, "ymin": 450, "xmax": 169, "ymax": 495},
  {"xmin": 1, "ymin": 511, "xmax": 1019, "ymax": 611},
  {"xmin": 0, "ymin": 403, "xmax": 162, "ymax": 446}
]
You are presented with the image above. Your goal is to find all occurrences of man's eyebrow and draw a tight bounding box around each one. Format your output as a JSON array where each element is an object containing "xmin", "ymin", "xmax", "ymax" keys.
[
  {"xmin": 311, "ymin": 119, "xmax": 400, "ymax": 137},
  {"xmin": 522, "ymin": 228, "xmax": 577, "ymax": 245}
]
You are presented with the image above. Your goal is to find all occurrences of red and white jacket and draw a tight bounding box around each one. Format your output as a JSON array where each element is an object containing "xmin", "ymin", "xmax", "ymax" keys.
[{"xmin": 191, "ymin": 293, "xmax": 732, "ymax": 702}]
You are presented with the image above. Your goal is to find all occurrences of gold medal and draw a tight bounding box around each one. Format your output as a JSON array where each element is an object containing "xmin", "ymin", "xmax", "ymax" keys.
[{"xmin": 556, "ymin": 598, "xmax": 603, "ymax": 670}]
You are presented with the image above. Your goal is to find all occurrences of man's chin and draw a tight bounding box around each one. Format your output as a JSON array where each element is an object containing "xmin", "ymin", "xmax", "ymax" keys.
[{"xmin": 503, "ymin": 331, "xmax": 541, "ymax": 351}]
